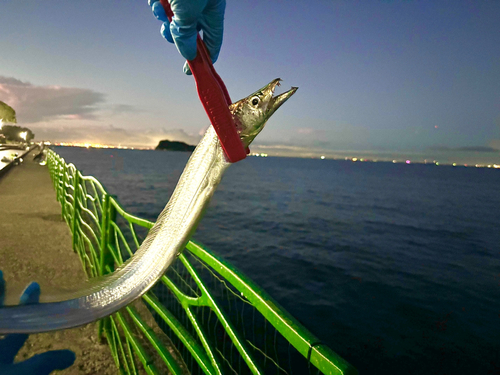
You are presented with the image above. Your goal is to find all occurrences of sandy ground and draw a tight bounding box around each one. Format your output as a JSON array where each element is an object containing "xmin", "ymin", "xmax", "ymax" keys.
[{"xmin": 0, "ymin": 152, "xmax": 117, "ymax": 374}]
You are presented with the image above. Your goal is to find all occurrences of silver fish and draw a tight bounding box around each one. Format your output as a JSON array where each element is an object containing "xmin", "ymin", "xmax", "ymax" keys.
[{"xmin": 0, "ymin": 79, "xmax": 297, "ymax": 333}]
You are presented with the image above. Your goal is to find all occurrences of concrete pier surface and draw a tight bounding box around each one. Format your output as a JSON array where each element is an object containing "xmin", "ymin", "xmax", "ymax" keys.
[{"xmin": 0, "ymin": 151, "xmax": 117, "ymax": 374}]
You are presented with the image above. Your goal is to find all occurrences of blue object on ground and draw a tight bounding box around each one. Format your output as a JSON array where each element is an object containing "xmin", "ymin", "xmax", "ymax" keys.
[{"xmin": 0, "ymin": 271, "xmax": 76, "ymax": 375}]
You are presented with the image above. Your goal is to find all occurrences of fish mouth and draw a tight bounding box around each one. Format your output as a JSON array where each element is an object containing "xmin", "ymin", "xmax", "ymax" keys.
[{"xmin": 267, "ymin": 78, "xmax": 298, "ymax": 116}]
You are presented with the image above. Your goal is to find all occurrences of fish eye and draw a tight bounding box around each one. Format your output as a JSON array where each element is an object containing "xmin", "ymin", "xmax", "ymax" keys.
[{"xmin": 251, "ymin": 97, "xmax": 260, "ymax": 106}]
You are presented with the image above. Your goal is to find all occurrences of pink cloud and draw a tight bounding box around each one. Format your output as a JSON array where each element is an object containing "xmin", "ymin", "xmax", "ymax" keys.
[{"xmin": 0, "ymin": 76, "xmax": 105, "ymax": 123}]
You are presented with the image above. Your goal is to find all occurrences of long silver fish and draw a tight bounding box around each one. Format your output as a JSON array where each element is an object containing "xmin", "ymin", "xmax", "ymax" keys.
[{"xmin": 0, "ymin": 79, "xmax": 297, "ymax": 333}]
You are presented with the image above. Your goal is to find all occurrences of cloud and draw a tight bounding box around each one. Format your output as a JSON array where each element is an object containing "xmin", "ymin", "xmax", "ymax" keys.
[
  {"xmin": 457, "ymin": 146, "xmax": 499, "ymax": 153},
  {"xmin": 0, "ymin": 77, "xmax": 31, "ymax": 87},
  {"xmin": 427, "ymin": 145, "xmax": 500, "ymax": 153},
  {"xmin": 31, "ymin": 123, "xmax": 201, "ymax": 148},
  {"xmin": 488, "ymin": 117, "xmax": 500, "ymax": 151},
  {"xmin": 260, "ymin": 120, "xmax": 380, "ymax": 150},
  {"xmin": 489, "ymin": 140, "xmax": 500, "ymax": 151},
  {"xmin": 0, "ymin": 76, "xmax": 130, "ymax": 123},
  {"xmin": 108, "ymin": 104, "xmax": 136, "ymax": 116},
  {"xmin": 296, "ymin": 127, "xmax": 316, "ymax": 135}
]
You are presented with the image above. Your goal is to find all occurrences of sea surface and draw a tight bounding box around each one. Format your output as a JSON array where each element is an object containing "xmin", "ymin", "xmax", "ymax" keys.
[{"xmin": 55, "ymin": 146, "xmax": 500, "ymax": 374}]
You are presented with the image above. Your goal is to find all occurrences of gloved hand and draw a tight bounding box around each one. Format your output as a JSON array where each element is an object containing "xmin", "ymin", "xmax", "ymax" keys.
[
  {"xmin": 0, "ymin": 271, "xmax": 76, "ymax": 375},
  {"xmin": 149, "ymin": 0, "xmax": 226, "ymax": 74}
]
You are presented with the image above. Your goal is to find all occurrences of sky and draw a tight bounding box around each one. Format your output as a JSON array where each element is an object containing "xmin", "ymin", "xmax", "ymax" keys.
[{"xmin": 0, "ymin": 0, "xmax": 499, "ymax": 164}]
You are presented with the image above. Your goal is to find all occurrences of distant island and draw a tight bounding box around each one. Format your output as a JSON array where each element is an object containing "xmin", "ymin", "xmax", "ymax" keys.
[{"xmin": 155, "ymin": 139, "xmax": 196, "ymax": 152}]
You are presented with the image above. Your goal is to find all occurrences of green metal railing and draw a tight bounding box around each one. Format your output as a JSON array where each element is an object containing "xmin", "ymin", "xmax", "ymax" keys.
[{"xmin": 47, "ymin": 149, "xmax": 357, "ymax": 375}]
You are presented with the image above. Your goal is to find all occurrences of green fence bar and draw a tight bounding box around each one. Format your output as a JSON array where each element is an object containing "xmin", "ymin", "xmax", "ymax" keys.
[{"xmin": 46, "ymin": 148, "xmax": 357, "ymax": 375}]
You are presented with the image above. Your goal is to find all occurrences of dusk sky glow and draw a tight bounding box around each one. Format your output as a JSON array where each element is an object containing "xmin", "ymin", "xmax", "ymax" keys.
[{"xmin": 1, "ymin": 1, "xmax": 499, "ymax": 163}]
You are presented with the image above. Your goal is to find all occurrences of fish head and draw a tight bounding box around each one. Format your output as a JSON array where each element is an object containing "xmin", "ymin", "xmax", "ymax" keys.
[{"xmin": 230, "ymin": 78, "xmax": 298, "ymax": 147}]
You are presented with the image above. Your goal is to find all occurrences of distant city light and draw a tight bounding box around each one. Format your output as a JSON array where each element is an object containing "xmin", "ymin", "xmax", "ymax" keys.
[
  {"xmin": 0, "ymin": 118, "xmax": 3, "ymax": 130},
  {"xmin": 53, "ymin": 142, "xmax": 153, "ymax": 150},
  {"xmin": 19, "ymin": 131, "xmax": 27, "ymax": 140},
  {"xmin": 48, "ymin": 143, "xmax": 500, "ymax": 168}
]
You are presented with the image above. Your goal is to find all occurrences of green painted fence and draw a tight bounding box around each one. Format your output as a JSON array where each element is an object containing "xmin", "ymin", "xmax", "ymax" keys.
[{"xmin": 47, "ymin": 148, "xmax": 357, "ymax": 375}]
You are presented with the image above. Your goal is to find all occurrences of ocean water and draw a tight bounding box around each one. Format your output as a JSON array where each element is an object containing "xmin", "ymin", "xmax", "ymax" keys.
[{"xmin": 55, "ymin": 146, "xmax": 500, "ymax": 374}]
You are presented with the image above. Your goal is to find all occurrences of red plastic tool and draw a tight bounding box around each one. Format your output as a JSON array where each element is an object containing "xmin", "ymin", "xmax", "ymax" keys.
[{"xmin": 159, "ymin": 0, "xmax": 247, "ymax": 163}]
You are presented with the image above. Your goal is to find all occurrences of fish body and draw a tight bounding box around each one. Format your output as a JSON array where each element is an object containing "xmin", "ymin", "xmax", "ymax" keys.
[{"xmin": 0, "ymin": 79, "xmax": 297, "ymax": 333}]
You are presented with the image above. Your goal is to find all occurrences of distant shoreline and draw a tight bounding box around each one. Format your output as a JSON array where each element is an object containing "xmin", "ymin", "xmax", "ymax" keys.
[{"xmin": 49, "ymin": 145, "xmax": 500, "ymax": 168}]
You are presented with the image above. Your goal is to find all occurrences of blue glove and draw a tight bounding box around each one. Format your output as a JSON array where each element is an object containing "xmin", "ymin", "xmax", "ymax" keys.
[
  {"xmin": 0, "ymin": 271, "xmax": 76, "ymax": 375},
  {"xmin": 149, "ymin": 0, "xmax": 225, "ymax": 74}
]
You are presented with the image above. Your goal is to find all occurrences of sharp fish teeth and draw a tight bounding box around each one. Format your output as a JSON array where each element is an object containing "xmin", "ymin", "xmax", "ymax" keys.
[{"xmin": 271, "ymin": 79, "xmax": 282, "ymax": 97}]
